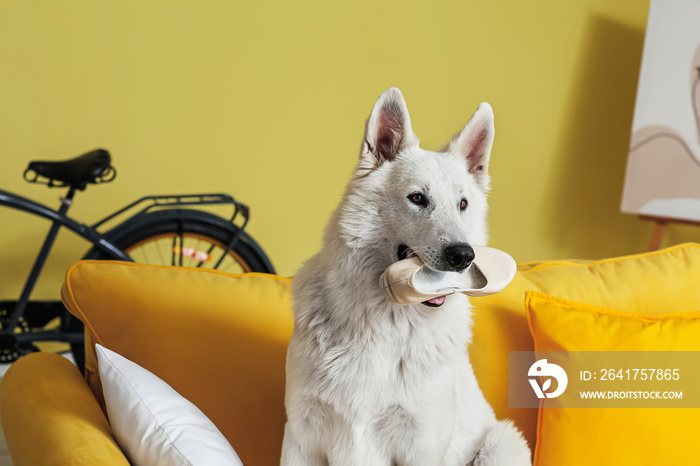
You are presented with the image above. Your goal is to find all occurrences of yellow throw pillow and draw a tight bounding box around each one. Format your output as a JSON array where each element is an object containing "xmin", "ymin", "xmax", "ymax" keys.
[
  {"xmin": 526, "ymin": 291, "xmax": 700, "ymax": 466},
  {"xmin": 61, "ymin": 261, "xmax": 294, "ymax": 466},
  {"xmin": 469, "ymin": 243, "xmax": 700, "ymax": 448}
]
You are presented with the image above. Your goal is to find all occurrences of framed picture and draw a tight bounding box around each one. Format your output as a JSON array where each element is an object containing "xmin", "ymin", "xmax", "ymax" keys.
[{"xmin": 621, "ymin": 0, "xmax": 700, "ymax": 222}]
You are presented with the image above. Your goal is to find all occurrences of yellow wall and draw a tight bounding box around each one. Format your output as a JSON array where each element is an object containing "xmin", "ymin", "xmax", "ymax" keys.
[{"xmin": 1, "ymin": 0, "xmax": 695, "ymax": 301}]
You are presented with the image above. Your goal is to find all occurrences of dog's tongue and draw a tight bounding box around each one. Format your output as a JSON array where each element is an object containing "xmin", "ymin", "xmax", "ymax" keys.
[{"xmin": 427, "ymin": 295, "xmax": 446, "ymax": 306}]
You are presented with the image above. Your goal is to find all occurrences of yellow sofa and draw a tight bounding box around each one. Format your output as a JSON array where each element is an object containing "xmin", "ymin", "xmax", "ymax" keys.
[{"xmin": 1, "ymin": 243, "xmax": 699, "ymax": 465}]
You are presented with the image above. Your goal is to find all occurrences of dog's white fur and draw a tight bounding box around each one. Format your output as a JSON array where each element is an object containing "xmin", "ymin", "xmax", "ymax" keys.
[{"xmin": 281, "ymin": 88, "xmax": 531, "ymax": 466}]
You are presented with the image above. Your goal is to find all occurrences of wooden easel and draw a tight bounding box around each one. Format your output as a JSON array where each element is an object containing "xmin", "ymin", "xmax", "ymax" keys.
[{"xmin": 640, "ymin": 215, "xmax": 700, "ymax": 251}]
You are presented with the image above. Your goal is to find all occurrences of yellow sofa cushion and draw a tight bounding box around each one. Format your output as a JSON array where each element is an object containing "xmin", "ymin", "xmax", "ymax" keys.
[
  {"xmin": 61, "ymin": 261, "xmax": 293, "ymax": 466},
  {"xmin": 468, "ymin": 243, "xmax": 700, "ymax": 449},
  {"xmin": 0, "ymin": 352, "xmax": 129, "ymax": 466},
  {"xmin": 526, "ymin": 291, "xmax": 700, "ymax": 465}
]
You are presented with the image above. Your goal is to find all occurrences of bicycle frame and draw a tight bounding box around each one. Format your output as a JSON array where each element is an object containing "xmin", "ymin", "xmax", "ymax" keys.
[
  {"xmin": 0, "ymin": 187, "xmax": 250, "ymax": 343},
  {"xmin": 0, "ymin": 188, "xmax": 132, "ymax": 260},
  {"xmin": 0, "ymin": 187, "xmax": 131, "ymax": 343}
]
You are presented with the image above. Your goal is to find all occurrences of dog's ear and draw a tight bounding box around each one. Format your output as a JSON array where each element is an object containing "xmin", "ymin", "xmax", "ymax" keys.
[
  {"xmin": 447, "ymin": 102, "xmax": 494, "ymax": 190},
  {"xmin": 361, "ymin": 88, "xmax": 419, "ymax": 168}
]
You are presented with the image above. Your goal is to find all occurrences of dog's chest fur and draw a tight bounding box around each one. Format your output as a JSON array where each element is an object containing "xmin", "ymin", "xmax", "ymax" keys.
[{"xmin": 287, "ymin": 246, "xmax": 475, "ymax": 448}]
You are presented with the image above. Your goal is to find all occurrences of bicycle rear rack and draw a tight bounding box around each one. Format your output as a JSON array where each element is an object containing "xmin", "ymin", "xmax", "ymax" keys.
[
  {"xmin": 92, "ymin": 193, "xmax": 250, "ymax": 269},
  {"xmin": 92, "ymin": 193, "xmax": 249, "ymax": 229}
]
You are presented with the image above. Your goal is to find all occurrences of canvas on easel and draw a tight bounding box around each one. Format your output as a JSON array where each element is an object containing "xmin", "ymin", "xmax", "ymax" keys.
[{"xmin": 621, "ymin": 0, "xmax": 700, "ymax": 249}]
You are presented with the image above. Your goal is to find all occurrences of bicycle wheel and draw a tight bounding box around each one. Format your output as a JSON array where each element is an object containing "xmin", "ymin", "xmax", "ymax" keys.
[
  {"xmin": 85, "ymin": 209, "xmax": 275, "ymax": 273},
  {"xmin": 69, "ymin": 209, "xmax": 276, "ymax": 370}
]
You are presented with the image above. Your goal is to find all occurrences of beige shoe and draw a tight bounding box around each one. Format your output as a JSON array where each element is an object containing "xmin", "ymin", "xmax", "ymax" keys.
[{"xmin": 379, "ymin": 246, "xmax": 516, "ymax": 305}]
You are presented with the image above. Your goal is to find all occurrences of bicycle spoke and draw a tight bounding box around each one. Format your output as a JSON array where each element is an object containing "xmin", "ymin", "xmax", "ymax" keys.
[
  {"xmin": 197, "ymin": 242, "xmax": 217, "ymax": 268},
  {"xmin": 223, "ymin": 256, "xmax": 238, "ymax": 273},
  {"xmin": 194, "ymin": 239, "xmax": 201, "ymax": 259},
  {"xmin": 155, "ymin": 238, "xmax": 165, "ymax": 265},
  {"xmin": 171, "ymin": 235, "xmax": 177, "ymax": 266},
  {"xmin": 178, "ymin": 231, "xmax": 184, "ymax": 266}
]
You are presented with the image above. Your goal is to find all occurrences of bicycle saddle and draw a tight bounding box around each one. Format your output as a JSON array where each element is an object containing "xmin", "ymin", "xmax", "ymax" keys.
[{"xmin": 24, "ymin": 149, "xmax": 116, "ymax": 189}]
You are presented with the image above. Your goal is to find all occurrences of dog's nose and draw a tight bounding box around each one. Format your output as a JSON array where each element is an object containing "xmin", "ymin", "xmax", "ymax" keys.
[{"xmin": 444, "ymin": 244, "xmax": 475, "ymax": 270}]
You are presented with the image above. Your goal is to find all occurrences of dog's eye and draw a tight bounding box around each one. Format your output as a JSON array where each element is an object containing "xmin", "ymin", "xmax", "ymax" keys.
[
  {"xmin": 460, "ymin": 199, "xmax": 468, "ymax": 211},
  {"xmin": 408, "ymin": 193, "xmax": 427, "ymax": 207}
]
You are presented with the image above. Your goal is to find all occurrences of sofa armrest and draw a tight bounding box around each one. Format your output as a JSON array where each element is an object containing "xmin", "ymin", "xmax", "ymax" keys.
[{"xmin": 0, "ymin": 352, "xmax": 129, "ymax": 466}]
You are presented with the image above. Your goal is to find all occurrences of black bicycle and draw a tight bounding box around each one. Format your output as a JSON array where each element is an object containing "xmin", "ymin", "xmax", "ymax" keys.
[{"xmin": 0, "ymin": 149, "xmax": 275, "ymax": 370}]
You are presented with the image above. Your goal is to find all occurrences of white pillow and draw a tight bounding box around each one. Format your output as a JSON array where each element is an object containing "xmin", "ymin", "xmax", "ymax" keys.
[{"xmin": 95, "ymin": 344, "xmax": 243, "ymax": 466}]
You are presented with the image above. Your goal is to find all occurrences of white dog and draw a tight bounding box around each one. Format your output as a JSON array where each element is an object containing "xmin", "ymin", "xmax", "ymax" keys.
[{"xmin": 281, "ymin": 88, "xmax": 531, "ymax": 466}]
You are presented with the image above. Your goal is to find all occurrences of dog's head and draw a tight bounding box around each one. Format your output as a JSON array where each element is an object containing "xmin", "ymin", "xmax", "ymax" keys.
[{"xmin": 337, "ymin": 88, "xmax": 494, "ymax": 281}]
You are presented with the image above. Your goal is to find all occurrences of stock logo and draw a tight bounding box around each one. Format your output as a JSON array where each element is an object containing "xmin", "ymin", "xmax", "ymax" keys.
[{"xmin": 528, "ymin": 359, "xmax": 568, "ymax": 399}]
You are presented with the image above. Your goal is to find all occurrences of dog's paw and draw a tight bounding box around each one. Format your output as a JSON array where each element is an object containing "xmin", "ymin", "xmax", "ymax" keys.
[{"xmin": 470, "ymin": 420, "xmax": 531, "ymax": 466}]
